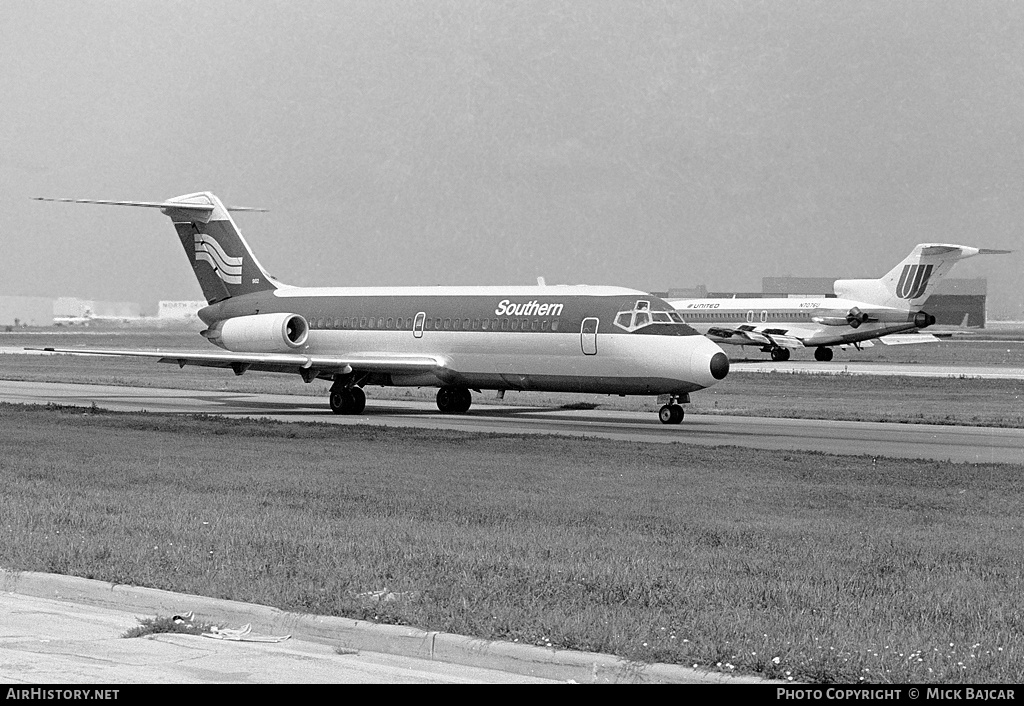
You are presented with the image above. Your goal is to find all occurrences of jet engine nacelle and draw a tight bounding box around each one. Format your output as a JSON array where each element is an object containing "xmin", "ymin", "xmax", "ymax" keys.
[
  {"xmin": 810, "ymin": 315, "xmax": 851, "ymax": 326},
  {"xmin": 914, "ymin": 311, "xmax": 936, "ymax": 329},
  {"xmin": 813, "ymin": 307, "xmax": 873, "ymax": 328},
  {"xmin": 205, "ymin": 313, "xmax": 309, "ymax": 352},
  {"xmin": 846, "ymin": 307, "xmax": 870, "ymax": 328}
]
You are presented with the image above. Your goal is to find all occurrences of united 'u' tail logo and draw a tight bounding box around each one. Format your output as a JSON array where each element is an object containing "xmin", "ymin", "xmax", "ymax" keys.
[
  {"xmin": 895, "ymin": 264, "xmax": 933, "ymax": 300},
  {"xmin": 194, "ymin": 233, "xmax": 243, "ymax": 285}
]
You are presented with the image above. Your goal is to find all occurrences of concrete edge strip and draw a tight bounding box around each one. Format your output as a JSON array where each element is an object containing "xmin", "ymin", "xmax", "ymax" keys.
[{"xmin": 0, "ymin": 569, "xmax": 775, "ymax": 684}]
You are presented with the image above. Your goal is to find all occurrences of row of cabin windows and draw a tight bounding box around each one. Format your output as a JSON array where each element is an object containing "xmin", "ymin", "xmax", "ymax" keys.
[
  {"xmin": 685, "ymin": 312, "xmax": 816, "ymax": 321},
  {"xmin": 308, "ymin": 316, "xmax": 562, "ymax": 332}
]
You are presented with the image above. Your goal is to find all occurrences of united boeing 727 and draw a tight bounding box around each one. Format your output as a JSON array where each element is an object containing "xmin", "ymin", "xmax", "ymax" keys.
[
  {"xmin": 667, "ymin": 243, "xmax": 1010, "ymax": 361},
  {"xmin": 33, "ymin": 192, "xmax": 729, "ymax": 424}
]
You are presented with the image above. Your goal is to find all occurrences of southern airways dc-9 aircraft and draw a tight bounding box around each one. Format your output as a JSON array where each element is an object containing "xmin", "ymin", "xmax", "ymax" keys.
[
  {"xmin": 34, "ymin": 192, "xmax": 729, "ymax": 424},
  {"xmin": 667, "ymin": 243, "xmax": 1009, "ymax": 362}
]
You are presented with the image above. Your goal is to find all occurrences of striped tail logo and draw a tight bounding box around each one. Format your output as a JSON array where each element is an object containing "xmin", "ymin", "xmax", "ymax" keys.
[
  {"xmin": 895, "ymin": 264, "xmax": 933, "ymax": 300},
  {"xmin": 194, "ymin": 234, "xmax": 243, "ymax": 285}
]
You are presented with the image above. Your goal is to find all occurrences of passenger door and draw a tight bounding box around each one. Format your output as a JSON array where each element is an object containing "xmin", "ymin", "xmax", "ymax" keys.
[{"xmin": 581, "ymin": 317, "xmax": 598, "ymax": 355}]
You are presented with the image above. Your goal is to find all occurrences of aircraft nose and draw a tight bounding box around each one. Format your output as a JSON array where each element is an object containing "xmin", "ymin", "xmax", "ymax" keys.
[
  {"xmin": 685, "ymin": 338, "xmax": 729, "ymax": 388},
  {"xmin": 710, "ymin": 351, "xmax": 730, "ymax": 380}
]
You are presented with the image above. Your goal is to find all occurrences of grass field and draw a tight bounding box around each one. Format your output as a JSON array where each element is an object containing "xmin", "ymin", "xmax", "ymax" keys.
[
  {"xmin": 1, "ymin": 404, "xmax": 1023, "ymax": 684},
  {"xmin": 1, "ymin": 326, "xmax": 1023, "ymax": 683}
]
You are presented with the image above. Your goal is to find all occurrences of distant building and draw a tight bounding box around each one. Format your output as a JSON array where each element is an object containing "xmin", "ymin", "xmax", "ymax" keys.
[
  {"xmin": 761, "ymin": 277, "xmax": 838, "ymax": 296},
  {"xmin": 53, "ymin": 297, "xmax": 141, "ymax": 319},
  {"xmin": 157, "ymin": 300, "xmax": 207, "ymax": 320},
  {"xmin": 662, "ymin": 285, "xmax": 707, "ymax": 299},
  {"xmin": 0, "ymin": 296, "xmax": 55, "ymax": 327}
]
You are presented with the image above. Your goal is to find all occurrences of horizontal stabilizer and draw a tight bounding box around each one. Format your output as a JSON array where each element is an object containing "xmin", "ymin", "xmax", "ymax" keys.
[{"xmin": 32, "ymin": 197, "xmax": 266, "ymax": 212}]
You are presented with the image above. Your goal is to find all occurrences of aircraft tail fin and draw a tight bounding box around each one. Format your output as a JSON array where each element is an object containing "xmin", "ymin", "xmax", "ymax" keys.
[
  {"xmin": 34, "ymin": 192, "xmax": 282, "ymax": 304},
  {"xmin": 833, "ymin": 243, "xmax": 1011, "ymax": 308}
]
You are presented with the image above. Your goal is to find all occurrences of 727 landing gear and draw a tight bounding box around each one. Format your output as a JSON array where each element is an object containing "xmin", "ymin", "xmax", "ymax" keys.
[
  {"xmin": 658, "ymin": 401, "xmax": 685, "ymax": 424},
  {"xmin": 436, "ymin": 385, "xmax": 472, "ymax": 414},
  {"xmin": 814, "ymin": 346, "xmax": 834, "ymax": 362},
  {"xmin": 659, "ymin": 404, "xmax": 684, "ymax": 424},
  {"xmin": 329, "ymin": 384, "xmax": 366, "ymax": 414},
  {"xmin": 770, "ymin": 347, "xmax": 791, "ymax": 362}
]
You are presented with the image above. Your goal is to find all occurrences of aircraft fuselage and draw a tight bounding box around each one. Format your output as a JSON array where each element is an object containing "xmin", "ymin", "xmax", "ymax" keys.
[
  {"xmin": 200, "ymin": 285, "xmax": 729, "ymax": 395},
  {"xmin": 672, "ymin": 296, "xmax": 928, "ymax": 348}
]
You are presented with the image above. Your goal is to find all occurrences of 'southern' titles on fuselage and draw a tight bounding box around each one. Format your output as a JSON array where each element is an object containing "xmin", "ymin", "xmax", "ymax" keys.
[{"xmin": 494, "ymin": 299, "xmax": 564, "ymax": 317}]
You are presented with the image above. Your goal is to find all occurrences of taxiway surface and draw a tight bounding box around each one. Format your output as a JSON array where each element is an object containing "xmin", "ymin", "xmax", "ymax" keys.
[
  {"xmin": 730, "ymin": 360, "xmax": 1024, "ymax": 379},
  {"xmin": 1, "ymin": 380, "xmax": 1020, "ymax": 465}
]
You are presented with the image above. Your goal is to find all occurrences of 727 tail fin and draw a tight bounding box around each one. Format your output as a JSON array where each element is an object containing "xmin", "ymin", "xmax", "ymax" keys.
[
  {"xmin": 34, "ymin": 192, "xmax": 283, "ymax": 304},
  {"xmin": 833, "ymin": 243, "xmax": 1011, "ymax": 308}
]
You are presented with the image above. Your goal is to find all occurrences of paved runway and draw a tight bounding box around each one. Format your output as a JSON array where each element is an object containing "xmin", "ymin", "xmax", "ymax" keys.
[
  {"xmin": 731, "ymin": 361, "xmax": 1024, "ymax": 379},
  {"xmin": 2, "ymin": 379, "xmax": 1021, "ymax": 464}
]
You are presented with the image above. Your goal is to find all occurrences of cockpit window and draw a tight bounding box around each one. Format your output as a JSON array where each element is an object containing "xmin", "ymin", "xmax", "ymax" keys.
[{"xmin": 613, "ymin": 302, "xmax": 695, "ymax": 333}]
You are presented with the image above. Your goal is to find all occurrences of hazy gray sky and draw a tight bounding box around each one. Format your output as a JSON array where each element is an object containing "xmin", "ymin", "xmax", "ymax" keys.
[{"xmin": 2, "ymin": 1, "xmax": 1021, "ymax": 316}]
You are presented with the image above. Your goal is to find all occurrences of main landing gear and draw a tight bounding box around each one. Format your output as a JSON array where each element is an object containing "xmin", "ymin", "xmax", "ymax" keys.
[
  {"xmin": 814, "ymin": 346, "xmax": 834, "ymax": 362},
  {"xmin": 770, "ymin": 347, "xmax": 791, "ymax": 362},
  {"xmin": 329, "ymin": 383, "xmax": 366, "ymax": 415},
  {"xmin": 436, "ymin": 385, "xmax": 472, "ymax": 414}
]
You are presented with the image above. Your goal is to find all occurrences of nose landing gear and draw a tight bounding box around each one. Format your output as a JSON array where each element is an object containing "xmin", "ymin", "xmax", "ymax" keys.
[
  {"xmin": 658, "ymin": 404, "xmax": 685, "ymax": 424},
  {"xmin": 657, "ymin": 393, "xmax": 688, "ymax": 424}
]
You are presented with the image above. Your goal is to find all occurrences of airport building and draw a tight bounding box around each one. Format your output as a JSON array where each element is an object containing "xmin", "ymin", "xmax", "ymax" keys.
[
  {"xmin": 157, "ymin": 300, "xmax": 207, "ymax": 321},
  {"xmin": 0, "ymin": 296, "xmax": 143, "ymax": 327},
  {"xmin": 657, "ymin": 278, "xmax": 991, "ymax": 327},
  {"xmin": 53, "ymin": 297, "xmax": 142, "ymax": 320}
]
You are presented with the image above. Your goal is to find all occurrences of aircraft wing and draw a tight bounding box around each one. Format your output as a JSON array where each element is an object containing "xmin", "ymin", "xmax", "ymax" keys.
[
  {"xmin": 876, "ymin": 334, "xmax": 939, "ymax": 345},
  {"xmin": 28, "ymin": 347, "xmax": 446, "ymax": 379},
  {"xmin": 705, "ymin": 325, "xmax": 812, "ymax": 350}
]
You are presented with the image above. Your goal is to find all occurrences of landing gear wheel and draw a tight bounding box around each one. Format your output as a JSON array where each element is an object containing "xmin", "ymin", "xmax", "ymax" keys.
[
  {"xmin": 329, "ymin": 386, "xmax": 366, "ymax": 414},
  {"xmin": 770, "ymin": 348, "xmax": 791, "ymax": 362},
  {"xmin": 437, "ymin": 386, "xmax": 472, "ymax": 414},
  {"xmin": 329, "ymin": 388, "xmax": 352, "ymax": 415},
  {"xmin": 814, "ymin": 347, "xmax": 834, "ymax": 362},
  {"xmin": 658, "ymin": 404, "xmax": 684, "ymax": 425},
  {"xmin": 348, "ymin": 387, "xmax": 366, "ymax": 414}
]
